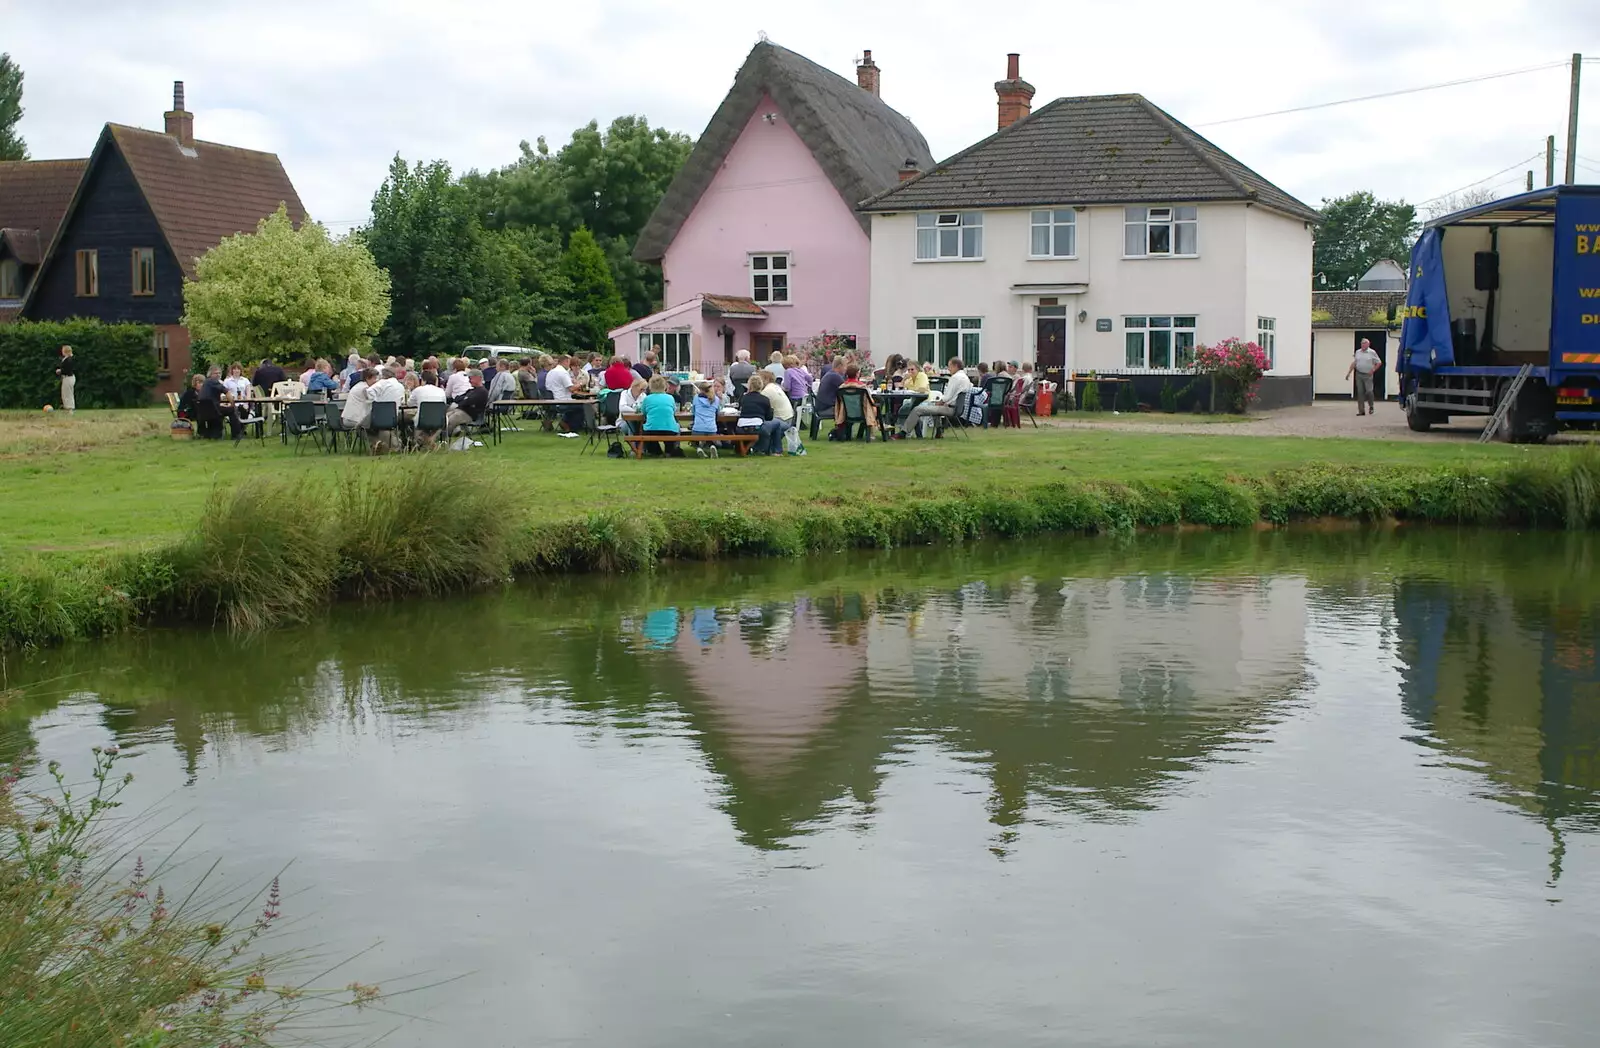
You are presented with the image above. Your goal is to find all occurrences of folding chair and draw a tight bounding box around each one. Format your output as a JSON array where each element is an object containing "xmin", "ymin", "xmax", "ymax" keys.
[
  {"xmin": 322, "ymin": 401, "xmax": 356, "ymax": 453},
  {"xmin": 412, "ymin": 400, "xmax": 446, "ymax": 450},
  {"xmin": 984, "ymin": 376, "xmax": 1013, "ymax": 429},
  {"xmin": 281, "ymin": 399, "xmax": 324, "ymax": 454},
  {"xmin": 367, "ymin": 400, "xmax": 399, "ymax": 453},
  {"xmin": 836, "ymin": 387, "xmax": 873, "ymax": 442},
  {"xmin": 587, "ymin": 391, "xmax": 622, "ymax": 455},
  {"xmin": 935, "ymin": 391, "xmax": 972, "ymax": 439}
]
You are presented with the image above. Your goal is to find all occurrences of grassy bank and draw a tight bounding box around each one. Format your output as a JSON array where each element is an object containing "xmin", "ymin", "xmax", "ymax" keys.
[{"xmin": 1, "ymin": 416, "xmax": 1598, "ymax": 647}]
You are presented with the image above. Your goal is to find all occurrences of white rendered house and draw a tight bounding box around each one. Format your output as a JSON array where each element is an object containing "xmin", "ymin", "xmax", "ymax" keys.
[{"xmin": 860, "ymin": 57, "xmax": 1318, "ymax": 408}]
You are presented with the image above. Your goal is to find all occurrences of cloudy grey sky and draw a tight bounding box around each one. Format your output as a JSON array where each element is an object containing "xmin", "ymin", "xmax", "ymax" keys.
[{"xmin": 7, "ymin": 0, "xmax": 1598, "ymax": 230}]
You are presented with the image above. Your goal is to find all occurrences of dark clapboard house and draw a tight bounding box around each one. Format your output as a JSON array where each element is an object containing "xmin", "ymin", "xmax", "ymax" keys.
[{"xmin": 6, "ymin": 82, "xmax": 306, "ymax": 394}]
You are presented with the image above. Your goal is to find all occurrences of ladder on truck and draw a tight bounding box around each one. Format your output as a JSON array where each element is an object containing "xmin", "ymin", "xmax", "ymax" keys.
[{"xmin": 1478, "ymin": 364, "xmax": 1534, "ymax": 443}]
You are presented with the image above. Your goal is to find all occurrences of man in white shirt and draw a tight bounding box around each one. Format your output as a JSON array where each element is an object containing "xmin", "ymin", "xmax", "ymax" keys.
[
  {"xmin": 896, "ymin": 358, "xmax": 973, "ymax": 439},
  {"xmin": 546, "ymin": 356, "xmax": 574, "ymax": 399},
  {"xmin": 1346, "ymin": 339, "xmax": 1383, "ymax": 416},
  {"xmin": 365, "ymin": 368, "xmax": 406, "ymax": 451},
  {"xmin": 341, "ymin": 368, "xmax": 377, "ymax": 442},
  {"xmin": 444, "ymin": 360, "xmax": 472, "ymax": 400}
]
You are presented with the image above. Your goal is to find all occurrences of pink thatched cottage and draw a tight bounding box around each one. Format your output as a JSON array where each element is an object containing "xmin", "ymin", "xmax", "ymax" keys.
[{"xmin": 610, "ymin": 42, "xmax": 933, "ymax": 373}]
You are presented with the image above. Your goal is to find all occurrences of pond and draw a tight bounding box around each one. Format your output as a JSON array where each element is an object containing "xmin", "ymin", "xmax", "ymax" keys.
[{"xmin": 5, "ymin": 530, "xmax": 1600, "ymax": 1047}]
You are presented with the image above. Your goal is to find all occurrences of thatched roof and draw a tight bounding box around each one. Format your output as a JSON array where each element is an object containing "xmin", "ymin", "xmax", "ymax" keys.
[{"xmin": 633, "ymin": 41, "xmax": 933, "ymax": 262}]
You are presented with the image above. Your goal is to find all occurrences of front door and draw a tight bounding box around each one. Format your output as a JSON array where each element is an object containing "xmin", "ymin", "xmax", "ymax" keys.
[
  {"xmin": 753, "ymin": 332, "xmax": 787, "ymax": 365},
  {"xmin": 1355, "ymin": 330, "xmax": 1387, "ymax": 399},
  {"xmin": 1036, "ymin": 317, "xmax": 1068, "ymax": 391}
]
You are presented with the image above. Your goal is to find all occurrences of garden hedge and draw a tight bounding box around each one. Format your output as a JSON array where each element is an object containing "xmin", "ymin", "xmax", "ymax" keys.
[{"xmin": 0, "ymin": 319, "xmax": 159, "ymax": 409}]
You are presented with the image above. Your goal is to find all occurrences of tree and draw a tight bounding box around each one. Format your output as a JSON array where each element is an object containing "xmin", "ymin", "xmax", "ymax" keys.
[
  {"xmin": 183, "ymin": 205, "xmax": 391, "ymax": 363},
  {"xmin": 1312, "ymin": 191, "xmax": 1419, "ymax": 290},
  {"xmin": 561, "ymin": 227, "xmax": 627, "ymax": 352},
  {"xmin": 1422, "ymin": 186, "xmax": 1501, "ymax": 222},
  {"xmin": 0, "ymin": 54, "xmax": 27, "ymax": 161}
]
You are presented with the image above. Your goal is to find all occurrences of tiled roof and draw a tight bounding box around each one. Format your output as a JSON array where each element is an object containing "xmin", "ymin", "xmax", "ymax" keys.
[
  {"xmin": 634, "ymin": 42, "xmax": 935, "ymax": 261},
  {"xmin": 861, "ymin": 94, "xmax": 1317, "ymax": 222},
  {"xmin": 108, "ymin": 124, "xmax": 307, "ymax": 278},
  {"xmin": 1312, "ymin": 290, "xmax": 1407, "ymax": 329},
  {"xmin": 0, "ymin": 158, "xmax": 87, "ymax": 258},
  {"xmin": 700, "ymin": 294, "xmax": 766, "ymax": 317}
]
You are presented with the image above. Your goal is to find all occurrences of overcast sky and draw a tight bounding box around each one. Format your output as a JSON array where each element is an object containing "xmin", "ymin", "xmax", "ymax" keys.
[{"xmin": 7, "ymin": 0, "xmax": 1599, "ymax": 231}]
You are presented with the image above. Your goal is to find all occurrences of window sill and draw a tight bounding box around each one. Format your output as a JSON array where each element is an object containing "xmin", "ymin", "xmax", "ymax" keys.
[
  {"xmin": 1121, "ymin": 254, "xmax": 1200, "ymax": 261},
  {"xmin": 1026, "ymin": 255, "xmax": 1079, "ymax": 262},
  {"xmin": 754, "ymin": 300, "xmax": 793, "ymax": 307},
  {"xmin": 914, "ymin": 257, "xmax": 986, "ymax": 264},
  {"xmin": 132, "ymin": 292, "xmax": 155, "ymax": 297}
]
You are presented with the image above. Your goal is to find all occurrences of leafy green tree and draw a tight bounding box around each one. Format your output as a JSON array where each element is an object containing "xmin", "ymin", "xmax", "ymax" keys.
[
  {"xmin": 0, "ymin": 54, "xmax": 27, "ymax": 161},
  {"xmin": 1313, "ymin": 191, "xmax": 1419, "ymax": 291},
  {"xmin": 561, "ymin": 227, "xmax": 627, "ymax": 352},
  {"xmin": 183, "ymin": 205, "xmax": 390, "ymax": 362}
]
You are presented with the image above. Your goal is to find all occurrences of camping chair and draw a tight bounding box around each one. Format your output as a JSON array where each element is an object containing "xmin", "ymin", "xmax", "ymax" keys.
[
  {"xmin": 281, "ymin": 399, "xmax": 324, "ymax": 454},
  {"xmin": 411, "ymin": 400, "xmax": 446, "ymax": 450},
  {"xmin": 321, "ymin": 401, "xmax": 357, "ymax": 453},
  {"xmin": 165, "ymin": 391, "xmax": 180, "ymax": 417},
  {"xmin": 455, "ymin": 408, "xmax": 495, "ymax": 448},
  {"xmin": 836, "ymin": 387, "xmax": 873, "ymax": 442},
  {"xmin": 366, "ymin": 400, "xmax": 399, "ymax": 454},
  {"xmin": 588, "ymin": 391, "xmax": 623, "ymax": 456},
  {"xmin": 984, "ymin": 376, "xmax": 1013, "ymax": 428},
  {"xmin": 934, "ymin": 391, "xmax": 972, "ymax": 440},
  {"xmin": 1007, "ymin": 380, "xmax": 1033, "ymax": 428}
]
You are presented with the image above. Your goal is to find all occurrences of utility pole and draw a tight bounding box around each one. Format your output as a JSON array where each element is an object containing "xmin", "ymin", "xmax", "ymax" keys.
[
  {"xmin": 1547, "ymin": 135, "xmax": 1557, "ymax": 186},
  {"xmin": 1565, "ymin": 53, "xmax": 1581, "ymax": 184}
]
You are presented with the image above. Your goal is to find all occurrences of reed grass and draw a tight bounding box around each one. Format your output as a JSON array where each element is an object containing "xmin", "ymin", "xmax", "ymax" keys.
[{"xmin": 1, "ymin": 449, "xmax": 1598, "ymax": 648}]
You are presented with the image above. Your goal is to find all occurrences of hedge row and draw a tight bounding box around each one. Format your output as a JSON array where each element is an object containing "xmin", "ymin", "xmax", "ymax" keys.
[{"xmin": 0, "ymin": 320, "xmax": 159, "ymax": 409}]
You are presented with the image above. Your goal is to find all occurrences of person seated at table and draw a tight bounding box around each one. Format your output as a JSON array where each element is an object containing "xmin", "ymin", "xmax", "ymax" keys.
[
  {"xmin": 444, "ymin": 357, "xmax": 472, "ymax": 400},
  {"xmin": 880, "ymin": 353, "xmax": 906, "ymax": 390},
  {"xmin": 617, "ymin": 377, "xmax": 648, "ymax": 435},
  {"xmin": 407, "ymin": 371, "xmax": 447, "ymax": 448},
  {"xmin": 514, "ymin": 358, "xmax": 539, "ymax": 400},
  {"xmin": 832, "ymin": 364, "xmax": 878, "ymax": 440},
  {"xmin": 903, "ymin": 360, "xmax": 930, "ymax": 394},
  {"xmin": 445, "ymin": 370, "xmax": 489, "ymax": 438},
  {"xmin": 220, "ymin": 362, "xmax": 262, "ymax": 440},
  {"xmin": 896, "ymin": 358, "xmax": 971, "ymax": 439},
  {"xmin": 546, "ymin": 354, "xmax": 574, "ymax": 400},
  {"xmin": 365, "ymin": 367, "xmax": 406, "ymax": 452},
  {"xmin": 194, "ymin": 365, "xmax": 229, "ymax": 440},
  {"xmin": 488, "ymin": 357, "xmax": 519, "ymax": 402},
  {"xmin": 737, "ymin": 372, "xmax": 785, "ymax": 455},
  {"xmin": 689, "ymin": 380, "xmax": 724, "ymax": 456},
  {"xmin": 764, "ymin": 350, "xmax": 786, "ymax": 381},
  {"xmin": 603, "ymin": 355, "xmax": 637, "ymax": 392},
  {"xmin": 811, "ymin": 357, "xmax": 846, "ymax": 440},
  {"xmin": 223, "ymin": 361, "xmax": 253, "ymax": 401},
  {"xmin": 304, "ymin": 359, "xmax": 339, "ymax": 396},
  {"xmin": 175, "ymin": 372, "xmax": 205, "ymax": 420},
  {"xmin": 341, "ymin": 367, "xmax": 378, "ymax": 436},
  {"xmin": 759, "ymin": 365, "xmax": 795, "ymax": 429},
  {"xmin": 638, "ymin": 375, "xmax": 684, "ymax": 457},
  {"xmin": 727, "ymin": 349, "xmax": 755, "ymax": 393},
  {"xmin": 633, "ymin": 352, "xmax": 658, "ymax": 381},
  {"xmin": 780, "ymin": 354, "xmax": 811, "ymax": 411}
]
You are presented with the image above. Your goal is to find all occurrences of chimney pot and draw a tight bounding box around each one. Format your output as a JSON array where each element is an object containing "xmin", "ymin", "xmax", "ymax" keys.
[
  {"xmin": 995, "ymin": 53, "xmax": 1036, "ymax": 131},
  {"xmin": 164, "ymin": 80, "xmax": 195, "ymax": 148},
  {"xmin": 856, "ymin": 48, "xmax": 881, "ymax": 98}
]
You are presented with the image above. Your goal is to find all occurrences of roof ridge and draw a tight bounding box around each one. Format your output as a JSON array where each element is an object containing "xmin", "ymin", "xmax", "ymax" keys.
[
  {"xmin": 0, "ymin": 157, "xmax": 90, "ymax": 167},
  {"xmin": 107, "ymin": 123, "xmax": 287, "ymax": 159},
  {"xmin": 860, "ymin": 97, "xmax": 1069, "ymax": 209},
  {"xmin": 1130, "ymin": 96, "xmax": 1253, "ymax": 200},
  {"xmin": 1132, "ymin": 97, "xmax": 1319, "ymax": 221}
]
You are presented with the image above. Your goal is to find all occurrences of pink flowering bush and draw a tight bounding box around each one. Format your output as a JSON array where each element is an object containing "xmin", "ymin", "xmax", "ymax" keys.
[
  {"xmin": 793, "ymin": 332, "xmax": 869, "ymax": 371},
  {"xmin": 1192, "ymin": 338, "xmax": 1270, "ymax": 413}
]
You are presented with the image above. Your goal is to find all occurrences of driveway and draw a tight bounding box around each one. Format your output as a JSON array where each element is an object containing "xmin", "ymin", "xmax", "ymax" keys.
[{"xmin": 1048, "ymin": 401, "xmax": 1598, "ymax": 443}]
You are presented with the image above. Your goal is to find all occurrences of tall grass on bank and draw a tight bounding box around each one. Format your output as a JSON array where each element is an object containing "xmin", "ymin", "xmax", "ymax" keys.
[
  {"xmin": 1, "ymin": 746, "xmax": 387, "ymax": 1048},
  {"xmin": 1, "ymin": 450, "xmax": 1598, "ymax": 648}
]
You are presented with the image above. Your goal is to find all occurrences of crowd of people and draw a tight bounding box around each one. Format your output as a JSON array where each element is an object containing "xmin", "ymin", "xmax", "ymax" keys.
[{"xmin": 171, "ymin": 343, "xmax": 1037, "ymax": 453}]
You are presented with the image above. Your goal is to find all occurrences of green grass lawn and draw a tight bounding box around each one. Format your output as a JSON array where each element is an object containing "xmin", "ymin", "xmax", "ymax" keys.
[{"xmin": 0, "ymin": 406, "xmax": 1549, "ymax": 557}]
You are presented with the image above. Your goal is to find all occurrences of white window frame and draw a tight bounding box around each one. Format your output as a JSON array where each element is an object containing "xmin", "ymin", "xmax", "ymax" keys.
[
  {"xmin": 750, "ymin": 253, "xmax": 790, "ymax": 304},
  {"xmin": 1257, "ymin": 317, "xmax": 1276, "ymax": 369},
  {"xmin": 1028, "ymin": 209, "xmax": 1077, "ymax": 259},
  {"xmin": 914, "ymin": 317, "xmax": 982, "ymax": 364},
  {"xmin": 915, "ymin": 212, "xmax": 984, "ymax": 261},
  {"xmin": 638, "ymin": 329, "xmax": 693, "ymax": 372},
  {"xmin": 1123, "ymin": 315, "xmax": 1198, "ymax": 369},
  {"xmin": 1124, "ymin": 206, "xmax": 1199, "ymax": 258}
]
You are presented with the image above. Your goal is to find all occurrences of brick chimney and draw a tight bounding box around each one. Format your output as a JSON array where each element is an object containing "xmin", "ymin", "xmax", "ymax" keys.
[
  {"xmin": 898, "ymin": 159, "xmax": 920, "ymax": 182},
  {"xmin": 995, "ymin": 54, "xmax": 1035, "ymax": 130},
  {"xmin": 856, "ymin": 50, "xmax": 881, "ymax": 97},
  {"xmin": 164, "ymin": 81, "xmax": 194, "ymax": 147}
]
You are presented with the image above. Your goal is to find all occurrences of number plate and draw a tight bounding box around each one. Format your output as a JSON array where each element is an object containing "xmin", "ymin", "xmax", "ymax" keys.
[{"xmin": 1557, "ymin": 396, "xmax": 1594, "ymax": 406}]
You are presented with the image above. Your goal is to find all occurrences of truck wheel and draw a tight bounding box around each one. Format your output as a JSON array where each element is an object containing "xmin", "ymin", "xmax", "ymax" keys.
[{"xmin": 1405, "ymin": 399, "xmax": 1435, "ymax": 432}]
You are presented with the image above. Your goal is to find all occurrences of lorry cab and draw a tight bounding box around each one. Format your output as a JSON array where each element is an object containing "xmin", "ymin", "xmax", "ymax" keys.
[{"xmin": 1398, "ymin": 184, "xmax": 1600, "ymax": 441}]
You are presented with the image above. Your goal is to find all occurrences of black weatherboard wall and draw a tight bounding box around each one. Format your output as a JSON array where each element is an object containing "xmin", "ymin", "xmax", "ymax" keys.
[{"xmin": 25, "ymin": 141, "xmax": 185, "ymax": 326}]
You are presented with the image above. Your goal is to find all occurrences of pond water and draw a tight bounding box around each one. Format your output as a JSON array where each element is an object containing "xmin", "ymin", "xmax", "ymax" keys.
[{"xmin": 6, "ymin": 530, "xmax": 1600, "ymax": 1047}]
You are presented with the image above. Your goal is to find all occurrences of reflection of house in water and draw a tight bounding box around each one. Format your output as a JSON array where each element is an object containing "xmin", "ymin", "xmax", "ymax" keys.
[
  {"xmin": 639, "ymin": 574, "xmax": 1309, "ymax": 850},
  {"xmin": 1396, "ymin": 579, "xmax": 1600, "ymax": 880}
]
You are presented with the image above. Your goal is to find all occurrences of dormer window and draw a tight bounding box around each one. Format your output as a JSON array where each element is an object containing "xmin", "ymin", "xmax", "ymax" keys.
[{"xmin": 916, "ymin": 212, "xmax": 983, "ymax": 260}]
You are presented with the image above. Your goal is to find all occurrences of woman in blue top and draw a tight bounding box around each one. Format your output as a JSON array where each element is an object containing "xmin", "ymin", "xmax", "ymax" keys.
[
  {"xmin": 305, "ymin": 360, "xmax": 340, "ymax": 396},
  {"xmin": 690, "ymin": 379, "xmax": 725, "ymax": 458},
  {"xmin": 639, "ymin": 375, "xmax": 684, "ymax": 457}
]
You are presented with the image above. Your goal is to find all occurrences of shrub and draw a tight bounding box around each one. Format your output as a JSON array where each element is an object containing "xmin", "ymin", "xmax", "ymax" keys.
[
  {"xmin": 1192, "ymin": 337, "xmax": 1270, "ymax": 413},
  {"xmin": 1159, "ymin": 379, "xmax": 1178, "ymax": 413},
  {"xmin": 1114, "ymin": 380, "xmax": 1139, "ymax": 413},
  {"xmin": 0, "ymin": 320, "xmax": 158, "ymax": 408},
  {"xmin": 1079, "ymin": 380, "xmax": 1102, "ymax": 412}
]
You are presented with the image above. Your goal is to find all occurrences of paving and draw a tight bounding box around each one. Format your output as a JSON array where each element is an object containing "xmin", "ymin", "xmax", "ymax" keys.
[{"xmin": 1047, "ymin": 401, "xmax": 1599, "ymax": 444}]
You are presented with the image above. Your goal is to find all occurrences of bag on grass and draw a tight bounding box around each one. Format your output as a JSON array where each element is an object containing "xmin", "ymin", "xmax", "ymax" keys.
[
  {"xmin": 449, "ymin": 435, "xmax": 474, "ymax": 452},
  {"xmin": 784, "ymin": 427, "xmax": 805, "ymax": 455}
]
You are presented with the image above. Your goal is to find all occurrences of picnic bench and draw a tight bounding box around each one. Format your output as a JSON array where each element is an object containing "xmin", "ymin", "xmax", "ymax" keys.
[{"xmin": 622, "ymin": 433, "xmax": 758, "ymax": 458}]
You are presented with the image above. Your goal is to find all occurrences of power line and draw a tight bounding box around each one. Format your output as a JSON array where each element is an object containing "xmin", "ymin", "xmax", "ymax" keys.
[
  {"xmin": 1414, "ymin": 151, "xmax": 1546, "ymax": 207},
  {"xmin": 1197, "ymin": 61, "xmax": 1567, "ymax": 127}
]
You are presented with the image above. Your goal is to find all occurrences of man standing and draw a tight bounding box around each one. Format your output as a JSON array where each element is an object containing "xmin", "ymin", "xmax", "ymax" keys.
[
  {"xmin": 55, "ymin": 345, "xmax": 76, "ymax": 414},
  {"xmin": 1346, "ymin": 339, "xmax": 1382, "ymax": 416},
  {"xmin": 896, "ymin": 358, "xmax": 972, "ymax": 439},
  {"xmin": 251, "ymin": 357, "xmax": 286, "ymax": 393}
]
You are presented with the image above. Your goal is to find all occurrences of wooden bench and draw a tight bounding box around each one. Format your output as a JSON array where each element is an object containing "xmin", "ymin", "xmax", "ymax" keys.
[{"xmin": 622, "ymin": 433, "xmax": 759, "ymax": 458}]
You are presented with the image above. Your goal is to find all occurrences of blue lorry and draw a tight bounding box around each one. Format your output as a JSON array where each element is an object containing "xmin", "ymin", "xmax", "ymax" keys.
[{"xmin": 1398, "ymin": 184, "xmax": 1600, "ymax": 442}]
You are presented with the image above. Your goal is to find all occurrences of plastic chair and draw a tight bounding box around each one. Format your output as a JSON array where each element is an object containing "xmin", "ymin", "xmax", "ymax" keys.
[
  {"xmin": 367, "ymin": 400, "xmax": 399, "ymax": 453},
  {"xmin": 984, "ymin": 376, "xmax": 1013, "ymax": 428},
  {"xmin": 412, "ymin": 400, "xmax": 446, "ymax": 450},
  {"xmin": 281, "ymin": 399, "xmax": 323, "ymax": 454},
  {"xmin": 322, "ymin": 401, "xmax": 356, "ymax": 453},
  {"xmin": 935, "ymin": 391, "xmax": 972, "ymax": 440},
  {"xmin": 836, "ymin": 387, "xmax": 873, "ymax": 442}
]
